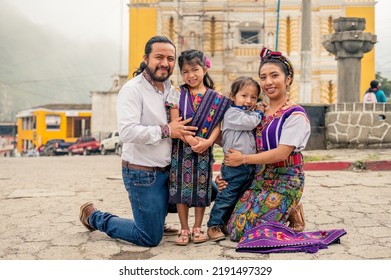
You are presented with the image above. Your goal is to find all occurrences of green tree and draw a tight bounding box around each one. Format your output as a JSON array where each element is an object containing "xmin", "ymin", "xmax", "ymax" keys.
[{"xmin": 376, "ymin": 72, "xmax": 391, "ymax": 99}]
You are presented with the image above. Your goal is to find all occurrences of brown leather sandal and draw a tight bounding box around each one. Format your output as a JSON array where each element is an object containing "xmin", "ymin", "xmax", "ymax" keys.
[{"xmin": 288, "ymin": 202, "xmax": 306, "ymax": 232}]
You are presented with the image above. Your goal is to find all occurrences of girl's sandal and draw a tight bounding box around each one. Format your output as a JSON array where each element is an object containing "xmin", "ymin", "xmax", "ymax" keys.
[
  {"xmin": 175, "ymin": 229, "xmax": 191, "ymax": 246},
  {"xmin": 192, "ymin": 227, "xmax": 208, "ymax": 244}
]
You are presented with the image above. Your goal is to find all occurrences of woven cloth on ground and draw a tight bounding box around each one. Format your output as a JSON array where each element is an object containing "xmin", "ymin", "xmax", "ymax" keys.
[{"xmin": 236, "ymin": 221, "xmax": 346, "ymax": 254}]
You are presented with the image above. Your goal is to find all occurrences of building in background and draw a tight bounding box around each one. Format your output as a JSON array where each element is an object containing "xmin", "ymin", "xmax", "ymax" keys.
[
  {"xmin": 127, "ymin": 0, "xmax": 376, "ymax": 104},
  {"xmin": 90, "ymin": 74, "xmax": 128, "ymax": 141},
  {"xmin": 0, "ymin": 122, "xmax": 17, "ymax": 157},
  {"xmin": 16, "ymin": 104, "xmax": 92, "ymax": 153}
]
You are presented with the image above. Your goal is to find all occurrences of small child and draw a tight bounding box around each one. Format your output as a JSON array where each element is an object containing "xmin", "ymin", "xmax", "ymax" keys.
[
  {"xmin": 207, "ymin": 76, "xmax": 264, "ymax": 241},
  {"xmin": 166, "ymin": 49, "xmax": 231, "ymax": 246}
]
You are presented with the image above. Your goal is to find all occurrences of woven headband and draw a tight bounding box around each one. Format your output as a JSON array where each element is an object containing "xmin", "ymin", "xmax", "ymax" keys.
[{"xmin": 260, "ymin": 47, "xmax": 294, "ymax": 85}]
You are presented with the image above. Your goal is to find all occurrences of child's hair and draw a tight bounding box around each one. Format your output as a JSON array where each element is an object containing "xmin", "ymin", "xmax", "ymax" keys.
[
  {"xmin": 178, "ymin": 49, "xmax": 214, "ymax": 89},
  {"xmin": 229, "ymin": 76, "xmax": 261, "ymax": 98}
]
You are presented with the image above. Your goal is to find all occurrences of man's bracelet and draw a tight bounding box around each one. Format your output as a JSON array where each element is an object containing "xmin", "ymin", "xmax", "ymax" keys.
[{"xmin": 160, "ymin": 124, "xmax": 170, "ymax": 139}]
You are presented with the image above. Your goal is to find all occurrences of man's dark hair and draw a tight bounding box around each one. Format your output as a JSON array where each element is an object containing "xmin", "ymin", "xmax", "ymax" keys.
[{"xmin": 132, "ymin": 36, "xmax": 176, "ymax": 77}]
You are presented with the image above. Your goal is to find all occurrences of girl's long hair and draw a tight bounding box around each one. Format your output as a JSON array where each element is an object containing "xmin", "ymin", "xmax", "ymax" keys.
[{"xmin": 178, "ymin": 49, "xmax": 214, "ymax": 89}]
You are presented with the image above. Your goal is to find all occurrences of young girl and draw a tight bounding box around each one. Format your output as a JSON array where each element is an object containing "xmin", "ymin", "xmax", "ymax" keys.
[
  {"xmin": 207, "ymin": 76, "xmax": 264, "ymax": 241},
  {"xmin": 166, "ymin": 49, "xmax": 231, "ymax": 245}
]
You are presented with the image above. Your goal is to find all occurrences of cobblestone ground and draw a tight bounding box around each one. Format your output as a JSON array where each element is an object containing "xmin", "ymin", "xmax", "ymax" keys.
[{"xmin": 0, "ymin": 154, "xmax": 390, "ymax": 260}]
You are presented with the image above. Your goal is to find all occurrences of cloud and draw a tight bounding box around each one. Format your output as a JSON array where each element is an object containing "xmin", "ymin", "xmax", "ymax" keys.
[{"xmin": 375, "ymin": 1, "xmax": 391, "ymax": 79}]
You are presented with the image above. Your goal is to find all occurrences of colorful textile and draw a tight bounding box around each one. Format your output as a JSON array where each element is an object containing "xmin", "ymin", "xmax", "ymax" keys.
[
  {"xmin": 169, "ymin": 86, "xmax": 231, "ymax": 207},
  {"xmin": 257, "ymin": 105, "xmax": 310, "ymax": 153},
  {"xmin": 236, "ymin": 222, "xmax": 346, "ymax": 254},
  {"xmin": 228, "ymin": 105, "xmax": 310, "ymax": 242},
  {"xmin": 179, "ymin": 85, "xmax": 232, "ymax": 138},
  {"xmin": 160, "ymin": 124, "xmax": 170, "ymax": 139}
]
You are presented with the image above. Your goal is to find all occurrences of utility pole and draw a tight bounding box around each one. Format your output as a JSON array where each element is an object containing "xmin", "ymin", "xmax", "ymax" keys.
[
  {"xmin": 300, "ymin": 0, "xmax": 312, "ymax": 103},
  {"xmin": 119, "ymin": 0, "xmax": 124, "ymax": 74},
  {"xmin": 262, "ymin": 0, "xmax": 266, "ymax": 44},
  {"xmin": 275, "ymin": 0, "xmax": 281, "ymax": 50}
]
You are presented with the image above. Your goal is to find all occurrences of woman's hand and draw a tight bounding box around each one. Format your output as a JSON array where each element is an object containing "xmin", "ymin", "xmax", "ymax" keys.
[
  {"xmin": 215, "ymin": 174, "xmax": 228, "ymax": 192},
  {"xmin": 224, "ymin": 149, "xmax": 244, "ymax": 167},
  {"xmin": 191, "ymin": 137, "xmax": 212, "ymax": 154}
]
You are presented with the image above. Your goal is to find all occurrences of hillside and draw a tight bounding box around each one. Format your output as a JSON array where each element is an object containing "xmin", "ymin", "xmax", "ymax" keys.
[{"xmin": 0, "ymin": 1, "xmax": 122, "ymax": 121}]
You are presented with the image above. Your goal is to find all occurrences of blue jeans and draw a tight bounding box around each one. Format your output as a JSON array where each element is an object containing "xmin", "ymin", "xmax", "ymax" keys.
[
  {"xmin": 89, "ymin": 166, "xmax": 169, "ymax": 247},
  {"xmin": 207, "ymin": 164, "xmax": 254, "ymax": 227}
]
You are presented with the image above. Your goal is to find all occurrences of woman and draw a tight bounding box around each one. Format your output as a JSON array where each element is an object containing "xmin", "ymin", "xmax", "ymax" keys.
[{"xmin": 223, "ymin": 48, "xmax": 311, "ymax": 242}]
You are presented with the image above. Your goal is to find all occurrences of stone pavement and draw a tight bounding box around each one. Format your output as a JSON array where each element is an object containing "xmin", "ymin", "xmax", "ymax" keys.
[{"xmin": 0, "ymin": 150, "xmax": 390, "ymax": 260}]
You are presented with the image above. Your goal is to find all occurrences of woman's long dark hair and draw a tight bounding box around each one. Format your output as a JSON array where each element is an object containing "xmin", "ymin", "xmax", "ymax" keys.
[
  {"xmin": 132, "ymin": 36, "xmax": 176, "ymax": 77},
  {"xmin": 178, "ymin": 49, "xmax": 214, "ymax": 89}
]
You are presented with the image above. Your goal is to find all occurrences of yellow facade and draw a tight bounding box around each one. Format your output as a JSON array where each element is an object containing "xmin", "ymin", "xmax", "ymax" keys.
[
  {"xmin": 16, "ymin": 107, "xmax": 91, "ymax": 152},
  {"xmin": 128, "ymin": 4, "xmax": 158, "ymax": 78}
]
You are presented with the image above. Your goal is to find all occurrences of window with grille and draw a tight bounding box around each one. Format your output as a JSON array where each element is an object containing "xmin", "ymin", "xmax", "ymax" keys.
[{"xmin": 240, "ymin": 31, "xmax": 259, "ymax": 44}]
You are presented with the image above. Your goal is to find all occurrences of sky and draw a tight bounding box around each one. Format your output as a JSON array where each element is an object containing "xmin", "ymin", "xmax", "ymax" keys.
[{"xmin": 373, "ymin": 0, "xmax": 391, "ymax": 79}]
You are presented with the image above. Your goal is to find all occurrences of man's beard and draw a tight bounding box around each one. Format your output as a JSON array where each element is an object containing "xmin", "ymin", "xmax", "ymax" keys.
[{"xmin": 145, "ymin": 64, "xmax": 172, "ymax": 83}]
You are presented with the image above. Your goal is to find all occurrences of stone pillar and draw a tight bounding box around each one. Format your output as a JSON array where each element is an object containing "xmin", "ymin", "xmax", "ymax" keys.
[
  {"xmin": 338, "ymin": 58, "xmax": 361, "ymax": 102},
  {"xmin": 321, "ymin": 17, "xmax": 377, "ymax": 103},
  {"xmin": 300, "ymin": 0, "xmax": 312, "ymax": 103}
]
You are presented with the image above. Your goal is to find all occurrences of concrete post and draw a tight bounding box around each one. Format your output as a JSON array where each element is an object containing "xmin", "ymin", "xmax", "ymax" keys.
[
  {"xmin": 338, "ymin": 58, "xmax": 361, "ymax": 102},
  {"xmin": 321, "ymin": 17, "xmax": 377, "ymax": 103},
  {"xmin": 300, "ymin": 0, "xmax": 312, "ymax": 103}
]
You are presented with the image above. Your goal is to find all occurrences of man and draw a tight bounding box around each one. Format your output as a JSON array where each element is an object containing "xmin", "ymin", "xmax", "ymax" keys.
[{"xmin": 79, "ymin": 36, "xmax": 197, "ymax": 247}]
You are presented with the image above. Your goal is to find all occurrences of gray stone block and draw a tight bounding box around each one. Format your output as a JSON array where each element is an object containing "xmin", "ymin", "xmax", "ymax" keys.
[
  {"xmin": 357, "ymin": 113, "xmax": 373, "ymax": 126},
  {"xmin": 337, "ymin": 113, "xmax": 349, "ymax": 124},
  {"xmin": 335, "ymin": 123, "xmax": 348, "ymax": 134}
]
